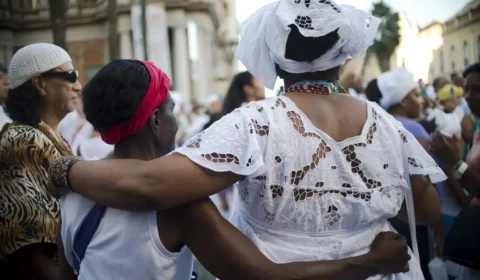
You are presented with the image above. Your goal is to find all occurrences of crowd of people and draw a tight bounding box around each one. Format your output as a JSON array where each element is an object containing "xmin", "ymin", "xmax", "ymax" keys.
[{"xmin": 0, "ymin": 0, "xmax": 479, "ymax": 279}]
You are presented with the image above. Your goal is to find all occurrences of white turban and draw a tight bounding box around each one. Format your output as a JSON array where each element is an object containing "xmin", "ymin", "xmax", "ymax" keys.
[
  {"xmin": 377, "ymin": 68, "xmax": 419, "ymax": 110},
  {"xmin": 9, "ymin": 43, "xmax": 72, "ymax": 89},
  {"xmin": 236, "ymin": 0, "xmax": 380, "ymax": 89}
]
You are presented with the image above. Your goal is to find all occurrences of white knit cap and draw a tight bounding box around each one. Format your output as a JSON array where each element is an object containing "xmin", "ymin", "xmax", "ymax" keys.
[{"xmin": 9, "ymin": 43, "xmax": 72, "ymax": 89}]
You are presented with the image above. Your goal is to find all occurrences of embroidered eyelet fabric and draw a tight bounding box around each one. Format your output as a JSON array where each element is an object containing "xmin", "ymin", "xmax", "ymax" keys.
[{"xmin": 176, "ymin": 96, "xmax": 445, "ymax": 279}]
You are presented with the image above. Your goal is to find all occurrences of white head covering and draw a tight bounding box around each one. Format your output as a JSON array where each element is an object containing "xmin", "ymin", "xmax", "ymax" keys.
[
  {"xmin": 236, "ymin": 0, "xmax": 380, "ymax": 89},
  {"xmin": 425, "ymin": 85, "xmax": 436, "ymax": 100},
  {"xmin": 9, "ymin": 43, "xmax": 72, "ymax": 89},
  {"xmin": 377, "ymin": 68, "xmax": 418, "ymax": 110}
]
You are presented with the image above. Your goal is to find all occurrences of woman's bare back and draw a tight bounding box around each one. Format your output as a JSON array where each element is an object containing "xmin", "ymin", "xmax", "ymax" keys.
[{"xmin": 285, "ymin": 92, "xmax": 368, "ymax": 143}]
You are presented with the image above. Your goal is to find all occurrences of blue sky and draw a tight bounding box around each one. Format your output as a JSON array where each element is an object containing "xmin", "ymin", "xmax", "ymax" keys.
[{"xmin": 236, "ymin": 0, "xmax": 471, "ymax": 28}]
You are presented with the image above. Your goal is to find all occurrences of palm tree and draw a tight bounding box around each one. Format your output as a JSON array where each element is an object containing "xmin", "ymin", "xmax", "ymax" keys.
[
  {"xmin": 370, "ymin": 1, "xmax": 400, "ymax": 72},
  {"xmin": 49, "ymin": 0, "xmax": 68, "ymax": 51}
]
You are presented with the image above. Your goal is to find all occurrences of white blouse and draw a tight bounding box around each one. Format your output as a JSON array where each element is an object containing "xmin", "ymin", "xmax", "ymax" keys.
[
  {"xmin": 176, "ymin": 96, "xmax": 446, "ymax": 280},
  {"xmin": 61, "ymin": 193, "xmax": 193, "ymax": 280}
]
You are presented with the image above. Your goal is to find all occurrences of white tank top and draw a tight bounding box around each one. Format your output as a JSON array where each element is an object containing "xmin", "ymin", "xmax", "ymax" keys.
[{"xmin": 60, "ymin": 192, "xmax": 194, "ymax": 280}]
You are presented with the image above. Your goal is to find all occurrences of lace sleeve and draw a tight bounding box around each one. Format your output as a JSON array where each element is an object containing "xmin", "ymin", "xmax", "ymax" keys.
[
  {"xmin": 398, "ymin": 126, "xmax": 447, "ymax": 183},
  {"xmin": 175, "ymin": 106, "xmax": 268, "ymax": 176}
]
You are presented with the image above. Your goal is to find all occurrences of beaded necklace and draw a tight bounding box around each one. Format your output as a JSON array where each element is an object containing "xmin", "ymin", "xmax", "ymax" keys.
[{"xmin": 283, "ymin": 80, "xmax": 345, "ymax": 95}]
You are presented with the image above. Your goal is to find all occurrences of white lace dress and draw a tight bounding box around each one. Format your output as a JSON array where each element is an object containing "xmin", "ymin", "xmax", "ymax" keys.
[{"xmin": 176, "ymin": 96, "xmax": 446, "ymax": 279}]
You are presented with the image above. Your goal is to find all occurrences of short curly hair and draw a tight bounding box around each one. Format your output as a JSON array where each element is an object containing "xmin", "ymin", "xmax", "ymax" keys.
[
  {"xmin": 82, "ymin": 59, "xmax": 150, "ymax": 132},
  {"xmin": 4, "ymin": 81, "xmax": 43, "ymax": 126}
]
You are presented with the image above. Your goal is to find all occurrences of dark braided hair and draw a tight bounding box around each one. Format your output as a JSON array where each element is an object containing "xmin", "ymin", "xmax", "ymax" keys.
[{"xmin": 82, "ymin": 60, "xmax": 150, "ymax": 132}]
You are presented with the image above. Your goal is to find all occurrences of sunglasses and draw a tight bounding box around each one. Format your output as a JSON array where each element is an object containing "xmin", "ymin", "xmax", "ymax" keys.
[{"xmin": 41, "ymin": 70, "xmax": 79, "ymax": 83}]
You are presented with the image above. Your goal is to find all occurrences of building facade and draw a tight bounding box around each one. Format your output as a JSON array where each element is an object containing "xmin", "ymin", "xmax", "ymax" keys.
[
  {"xmin": 363, "ymin": 13, "xmax": 444, "ymax": 83},
  {"xmin": 363, "ymin": 0, "xmax": 480, "ymax": 84},
  {"xmin": 430, "ymin": 0, "xmax": 480, "ymax": 81},
  {"xmin": 0, "ymin": 0, "xmax": 238, "ymax": 103}
]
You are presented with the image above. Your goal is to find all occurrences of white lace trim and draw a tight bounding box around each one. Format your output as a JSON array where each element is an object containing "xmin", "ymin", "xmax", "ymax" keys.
[{"xmin": 176, "ymin": 97, "xmax": 445, "ymax": 265}]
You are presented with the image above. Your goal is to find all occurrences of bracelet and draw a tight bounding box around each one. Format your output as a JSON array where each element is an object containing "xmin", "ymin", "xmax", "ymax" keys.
[
  {"xmin": 49, "ymin": 156, "xmax": 84, "ymax": 191},
  {"xmin": 451, "ymin": 160, "xmax": 464, "ymax": 173},
  {"xmin": 451, "ymin": 160, "xmax": 469, "ymax": 180}
]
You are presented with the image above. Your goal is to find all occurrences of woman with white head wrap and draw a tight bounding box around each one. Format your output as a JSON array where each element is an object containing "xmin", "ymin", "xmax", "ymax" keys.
[
  {"xmin": 0, "ymin": 43, "xmax": 81, "ymax": 279},
  {"xmin": 50, "ymin": 1, "xmax": 445, "ymax": 279},
  {"xmin": 366, "ymin": 68, "xmax": 430, "ymax": 147}
]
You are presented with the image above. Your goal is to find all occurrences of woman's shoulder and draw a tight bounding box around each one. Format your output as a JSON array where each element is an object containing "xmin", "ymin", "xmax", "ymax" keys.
[
  {"xmin": 222, "ymin": 98, "xmax": 277, "ymax": 122},
  {"xmin": 0, "ymin": 123, "xmax": 44, "ymax": 143},
  {"xmin": 366, "ymin": 101, "xmax": 403, "ymax": 128},
  {"xmin": 0, "ymin": 123, "xmax": 56, "ymax": 156},
  {"xmin": 235, "ymin": 97, "xmax": 295, "ymax": 119},
  {"xmin": 238, "ymin": 98, "xmax": 278, "ymax": 112},
  {"xmin": 366, "ymin": 102, "xmax": 416, "ymax": 142}
]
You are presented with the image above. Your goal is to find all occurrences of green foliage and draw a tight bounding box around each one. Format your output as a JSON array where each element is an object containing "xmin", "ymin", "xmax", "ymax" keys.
[{"xmin": 369, "ymin": 1, "xmax": 401, "ymax": 71}]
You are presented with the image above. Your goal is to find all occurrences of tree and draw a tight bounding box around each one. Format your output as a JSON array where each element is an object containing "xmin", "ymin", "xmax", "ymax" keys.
[
  {"xmin": 49, "ymin": 0, "xmax": 68, "ymax": 51},
  {"xmin": 108, "ymin": 0, "xmax": 119, "ymax": 61},
  {"xmin": 370, "ymin": 1, "xmax": 400, "ymax": 72}
]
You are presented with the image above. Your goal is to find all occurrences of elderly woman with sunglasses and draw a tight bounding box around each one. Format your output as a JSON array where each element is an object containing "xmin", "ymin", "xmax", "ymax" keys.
[{"xmin": 0, "ymin": 43, "xmax": 81, "ymax": 280}]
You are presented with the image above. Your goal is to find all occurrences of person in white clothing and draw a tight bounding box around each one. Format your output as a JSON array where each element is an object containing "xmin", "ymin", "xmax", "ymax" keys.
[
  {"xmin": 76, "ymin": 129, "xmax": 114, "ymax": 159},
  {"xmin": 425, "ymin": 84, "xmax": 465, "ymax": 138},
  {"xmin": 52, "ymin": 59, "xmax": 413, "ymax": 280},
  {"xmin": 0, "ymin": 64, "xmax": 11, "ymax": 128},
  {"xmin": 49, "ymin": 2, "xmax": 444, "ymax": 279},
  {"xmin": 57, "ymin": 97, "xmax": 89, "ymax": 148}
]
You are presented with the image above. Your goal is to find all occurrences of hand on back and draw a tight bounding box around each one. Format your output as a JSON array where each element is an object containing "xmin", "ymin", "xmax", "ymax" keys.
[{"xmin": 369, "ymin": 231, "xmax": 411, "ymax": 275}]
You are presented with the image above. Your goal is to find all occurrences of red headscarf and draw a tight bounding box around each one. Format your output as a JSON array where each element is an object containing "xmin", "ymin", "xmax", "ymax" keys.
[{"xmin": 100, "ymin": 61, "xmax": 170, "ymax": 145}]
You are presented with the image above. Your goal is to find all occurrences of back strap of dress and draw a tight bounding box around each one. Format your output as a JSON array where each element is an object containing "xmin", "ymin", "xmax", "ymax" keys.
[{"xmin": 403, "ymin": 149, "xmax": 420, "ymax": 261}]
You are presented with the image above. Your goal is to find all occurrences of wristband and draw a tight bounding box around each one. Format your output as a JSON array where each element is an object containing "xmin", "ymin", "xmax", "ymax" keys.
[
  {"xmin": 49, "ymin": 156, "xmax": 84, "ymax": 191},
  {"xmin": 452, "ymin": 160, "xmax": 468, "ymax": 180}
]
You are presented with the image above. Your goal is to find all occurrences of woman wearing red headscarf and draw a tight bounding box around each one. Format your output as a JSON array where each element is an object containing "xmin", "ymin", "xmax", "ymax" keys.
[{"xmin": 54, "ymin": 60, "xmax": 411, "ymax": 280}]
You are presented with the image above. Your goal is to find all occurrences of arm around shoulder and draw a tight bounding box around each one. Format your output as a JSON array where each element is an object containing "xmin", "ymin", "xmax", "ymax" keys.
[{"xmin": 66, "ymin": 153, "xmax": 239, "ymax": 211}]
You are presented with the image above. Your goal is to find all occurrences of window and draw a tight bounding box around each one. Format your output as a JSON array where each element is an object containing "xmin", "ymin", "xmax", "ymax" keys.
[
  {"xmin": 440, "ymin": 50, "xmax": 444, "ymax": 73},
  {"xmin": 464, "ymin": 41, "xmax": 469, "ymax": 67},
  {"xmin": 451, "ymin": 45, "xmax": 456, "ymax": 72}
]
